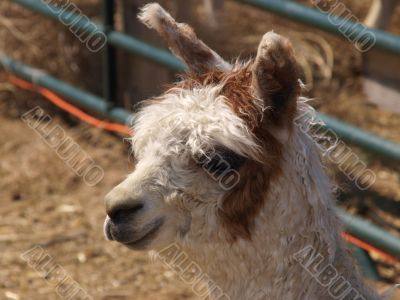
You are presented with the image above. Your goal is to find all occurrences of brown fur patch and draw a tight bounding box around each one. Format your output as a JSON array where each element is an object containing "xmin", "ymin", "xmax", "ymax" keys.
[
  {"xmin": 171, "ymin": 62, "xmax": 262, "ymax": 131},
  {"xmin": 168, "ymin": 60, "xmax": 297, "ymax": 240},
  {"xmin": 218, "ymin": 125, "xmax": 283, "ymax": 241},
  {"xmin": 142, "ymin": 5, "xmax": 226, "ymax": 74},
  {"xmin": 158, "ymin": 21, "xmax": 217, "ymax": 73}
]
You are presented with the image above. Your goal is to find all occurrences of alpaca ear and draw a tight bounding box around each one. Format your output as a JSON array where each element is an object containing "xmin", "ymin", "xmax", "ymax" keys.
[
  {"xmin": 138, "ymin": 3, "xmax": 230, "ymax": 74},
  {"xmin": 252, "ymin": 32, "xmax": 300, "ymax": 125}
]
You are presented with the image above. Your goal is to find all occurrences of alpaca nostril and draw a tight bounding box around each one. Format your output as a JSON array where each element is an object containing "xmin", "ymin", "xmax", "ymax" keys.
[{"xmin": 107, "ymin": 202, "xmax": 144, "ymax": 220}]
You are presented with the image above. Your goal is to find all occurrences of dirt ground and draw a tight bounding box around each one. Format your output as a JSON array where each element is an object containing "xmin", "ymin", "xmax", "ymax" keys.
[
  {"xmin": 0, "ymin": 113, "xmax": 198, "ymax": 300},
  {"xmin": 0, "ymin": 0, "xmax": 400, "ymax": 299}
]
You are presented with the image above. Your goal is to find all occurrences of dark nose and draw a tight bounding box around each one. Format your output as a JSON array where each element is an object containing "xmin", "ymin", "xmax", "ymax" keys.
[{"xmin": 106, "ymin": 201, "xmax": 144, "ymax": 221}]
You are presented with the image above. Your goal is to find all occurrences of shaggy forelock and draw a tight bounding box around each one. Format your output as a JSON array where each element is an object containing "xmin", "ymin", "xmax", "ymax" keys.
[{"xmin": 131, "ymin": 69, "xmax": 263, "ymax": 161}]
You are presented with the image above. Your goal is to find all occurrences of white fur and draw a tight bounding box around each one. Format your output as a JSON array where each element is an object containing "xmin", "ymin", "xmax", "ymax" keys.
[
  {"xmin": 131, "ymin": 85, "xmax": 262, "ymax": 161},
  {"xmin": 137, "ymin": 3, "xmax": 171, "ymax": 32}
]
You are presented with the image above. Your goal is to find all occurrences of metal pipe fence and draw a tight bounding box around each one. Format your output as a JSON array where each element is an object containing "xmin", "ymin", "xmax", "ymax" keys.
[
  {"xmin": 237, "ymin": 0, "xmax": 400, "ymax": 56},
  {"xmin": 11, "ymin": 0, "xmax": 400, "ymax": 162}
]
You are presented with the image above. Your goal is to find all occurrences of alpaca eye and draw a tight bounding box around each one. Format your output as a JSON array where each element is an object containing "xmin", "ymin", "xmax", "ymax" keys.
[
  {"xmin": 220, "ymin": 150, "xmax": 247, "ymax": 171},
  {"xmin": 194, "ymin": 149, "xmax": 246, "ymax": 176}
]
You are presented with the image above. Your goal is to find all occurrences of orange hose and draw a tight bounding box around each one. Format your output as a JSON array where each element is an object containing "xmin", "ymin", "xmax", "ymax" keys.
[
  {"xmin": 342, "ymin": 232, "xmax": 399, "ymax": 264},
  {"xmin": 9, "ymin": 75, "xmax": 132, "ymax": 136},
  {"xmin": 7, "ymin": 74, "xmax": 399, "ymax": 264}
]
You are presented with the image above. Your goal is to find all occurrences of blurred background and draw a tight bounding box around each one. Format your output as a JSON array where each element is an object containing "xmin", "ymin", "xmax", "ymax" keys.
[{"xmin": 0, "ymin": 0, "xmax": 399, "ymax": 299}]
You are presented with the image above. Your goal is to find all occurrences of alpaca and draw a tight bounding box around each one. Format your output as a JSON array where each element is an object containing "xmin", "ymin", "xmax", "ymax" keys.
[{"xmin": 104, "ymin": 3, "xmax": 380, "ymax": 299}]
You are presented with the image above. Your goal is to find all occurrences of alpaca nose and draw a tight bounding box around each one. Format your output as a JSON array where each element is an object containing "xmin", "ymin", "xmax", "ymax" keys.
[
  {"xmin": 105, "ymin": 190, "xmax": 144, "ymax": 220},
  {"xmin": 106, "ymin": 201, "xmax": 144, "ymax": 220}
]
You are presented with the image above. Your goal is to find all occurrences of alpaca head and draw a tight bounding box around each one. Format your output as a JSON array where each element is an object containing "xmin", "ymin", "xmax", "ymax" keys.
[{"xmin": 104, "ymin": 3, "xmax": 300, "ymax": 251}]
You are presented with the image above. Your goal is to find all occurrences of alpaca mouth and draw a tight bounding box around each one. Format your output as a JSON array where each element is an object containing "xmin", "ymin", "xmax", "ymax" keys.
[{"xmin": 104, "ymin": 217, "xmax": 164, "ymax": 250}]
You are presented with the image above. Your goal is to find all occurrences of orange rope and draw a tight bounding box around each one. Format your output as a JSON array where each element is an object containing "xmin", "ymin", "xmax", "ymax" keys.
[
  {"xmin": 342, "ymin": 232, "xmax": 399, "ymax": 264},
  {"xmin": 7, "ymin": 74, "xmax": 400, "ymax": 264},
  {"xmin": 9, "ymin": 75, "xmax": 132, "ymax": 136}
]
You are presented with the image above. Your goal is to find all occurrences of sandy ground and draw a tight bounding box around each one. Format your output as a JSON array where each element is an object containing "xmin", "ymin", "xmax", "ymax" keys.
[{"xmin": 0, "ymin": 113, "xmax": 198, "ymax": 300}]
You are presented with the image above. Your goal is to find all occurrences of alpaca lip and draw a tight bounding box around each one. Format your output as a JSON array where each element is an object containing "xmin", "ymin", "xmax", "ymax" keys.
[
  {"xmin": 123, "ymin": 217, "xmax": 164, "ymax": 250},
  {"xmin": 104, "ymin": 216, "xmax": 114, "ymax": 241},
  {"xmin": 104, "ymin": 216, "xmax": 164, "ymax": 249}
]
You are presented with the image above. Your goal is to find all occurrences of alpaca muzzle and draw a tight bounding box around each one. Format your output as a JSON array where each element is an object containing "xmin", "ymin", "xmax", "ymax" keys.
[
  {"xmin": 104, "ymin": 215, "xmax": 164, "ymax": 250},
  {"xmin": 104, "ymin": 194, "xmax": 164, "ymax": 249}
]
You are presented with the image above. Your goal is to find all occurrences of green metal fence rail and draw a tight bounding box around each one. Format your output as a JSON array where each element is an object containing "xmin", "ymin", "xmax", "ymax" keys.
[
  {"xmin": 337, "ymin": 210, "xmax": 400, "ymax": 259},
  {"xmin": 0, "ymin": 55, "xmax": 132, "ymax": 124},
  {"xmin": 237, "ymin": 0, "xmax": 400, "ymax": 56},
  {"xmin": 3, "ymin": 0, "xmax": 400, "ymax": 260},
  {"xmin": 13, "ymin": 0, "xmax": 185, "ymax": 71}
]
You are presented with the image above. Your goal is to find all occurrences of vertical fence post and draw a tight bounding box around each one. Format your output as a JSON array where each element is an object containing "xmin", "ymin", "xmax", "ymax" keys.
[{"xmin": 102, "ymin": 0, "xmax": 117, "ymax": 108}]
